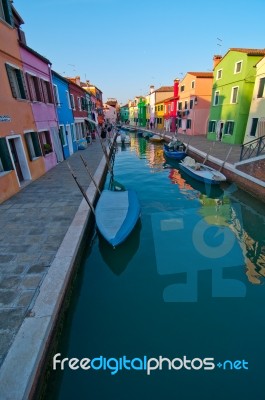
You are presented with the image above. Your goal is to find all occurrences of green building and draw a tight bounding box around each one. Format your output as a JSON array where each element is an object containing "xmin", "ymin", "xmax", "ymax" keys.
[
  {"xmin": 120, "ymin": 104, "xmax": 129, "ymax": 123},
  {"xmin": 207, "ymin": 48, "xmax": 265, "ymax": 144},
  {"xmin": 137, "ymin": 97, "xmax": 146, "ymax": 127}
]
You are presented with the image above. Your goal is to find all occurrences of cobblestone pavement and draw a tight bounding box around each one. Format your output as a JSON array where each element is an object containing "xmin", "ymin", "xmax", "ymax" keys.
[
  {"xmin": 237, "ymin": 159, "xmax": 265, "ymax": 182},
  {"xmin": 0, "ymin": 139, "xmax": 106, "ymax": 367}
]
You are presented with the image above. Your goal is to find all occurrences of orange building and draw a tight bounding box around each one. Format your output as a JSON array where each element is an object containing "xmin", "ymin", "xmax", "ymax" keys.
[{"xmin": 0, "ymin": 4, "xmax": 45, "ymax": 203}]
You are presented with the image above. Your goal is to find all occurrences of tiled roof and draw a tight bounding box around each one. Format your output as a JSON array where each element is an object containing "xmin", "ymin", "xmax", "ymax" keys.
[
  {"xmin": 229, "ymin": 48, "xmax": 265, "ymax": 56},
  {"xmin": 155, "ymin": 86, "xmax": 174, "ymax": 92},
  {"xmin": 188, "ymin": 72, "xmax": 213, "ymax": 78}
]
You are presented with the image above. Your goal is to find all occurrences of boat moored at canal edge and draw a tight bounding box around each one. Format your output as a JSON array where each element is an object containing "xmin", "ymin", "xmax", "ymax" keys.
[
  {"xmin": 95, "ymin": 189, "xmax": 141, "ymax": 247},
  {"xmin": 179, "ymin": 156, "xmax": 226, "ymax": 185}
]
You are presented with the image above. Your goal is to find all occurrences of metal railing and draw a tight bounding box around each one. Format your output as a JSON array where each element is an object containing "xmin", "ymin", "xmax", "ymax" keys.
[{"xmin": 240, "ymin": 135, "xmax": 265, "ymax": 161}]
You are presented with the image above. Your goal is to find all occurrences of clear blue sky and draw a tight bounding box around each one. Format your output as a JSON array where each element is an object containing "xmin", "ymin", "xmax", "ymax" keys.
[{"xmin": 14, "ymin": 0, "xmax": 265, "ymax": 105}]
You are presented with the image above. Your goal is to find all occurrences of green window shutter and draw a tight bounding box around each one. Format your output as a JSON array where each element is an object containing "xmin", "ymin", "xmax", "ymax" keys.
[
  {"xmin": 0, "ymin": 138, "xmax": 14, "ymax": 171},
  {"xmin": 24, "ymin": 133, "xmax": 34, "ymax": 161},
  {"xmin": 5, "ymin": 64, "xmax": 17, "ymax": 98},
  {"xmin": 32, "ymin": 132, "xmax": 42, "ymax": 157},
  {"xmin": 3, "ymin": 0, "xmax": 14, "ymax": 27},
  {"xmin": 17, "ymin": 70, "xmax": 29, "ymax": 100}
]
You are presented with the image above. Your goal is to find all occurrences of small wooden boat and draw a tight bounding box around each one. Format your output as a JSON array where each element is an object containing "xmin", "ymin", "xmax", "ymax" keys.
[
  {"xmin": 95, "ymin": 189, "xmax": 141, "ymax": 247},
  {"xmin": 163, "ymin": 143, "xmax": 186, "ymax": 161},
  {"xmin": 149, "ymin": 134, "xmax": 164, "ymax": 143},
  {"xmin": 178, "ymin": 156, "xmax": 226, "ymax": 185}
]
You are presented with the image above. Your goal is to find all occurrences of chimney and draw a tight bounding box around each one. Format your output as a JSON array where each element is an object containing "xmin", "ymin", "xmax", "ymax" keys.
[
  {"xmin": 213, "ymin": 55, "xmax": 222, "ymax": 69},
  {"xmin": 150, "ymin": 85, "xmax": 154, "ymax": 94},
  {"xmin": 174, "ymin": 78, "xmax": 180, "ymax": 98},
  {"xmin": 75, "ymin": 76, "xmax": 81, "ymax": 86}
]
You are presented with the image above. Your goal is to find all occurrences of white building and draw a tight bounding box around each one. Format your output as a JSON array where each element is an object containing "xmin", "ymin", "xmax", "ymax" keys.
[{"xmin": 244, "ymin": 56, "xmax": 265, "ymax": 143}]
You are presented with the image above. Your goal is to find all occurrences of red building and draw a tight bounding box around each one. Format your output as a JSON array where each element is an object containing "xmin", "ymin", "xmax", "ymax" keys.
[
  {"xmin": 163, "ymin": 79, "xmax": 180, "ymax": 132},
  {"xmin": 67, "ymin": 77, "xmax": 89, "ymax": 144}
]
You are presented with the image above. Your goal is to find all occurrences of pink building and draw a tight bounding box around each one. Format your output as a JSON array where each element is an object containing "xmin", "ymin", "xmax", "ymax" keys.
[
  {"xmin": 19, "ymin": 43, "xmax": 60, "ymax": 170},
  {"xmin": 177, "ymin": 72, "xmax": 213, "ymax": 136}
]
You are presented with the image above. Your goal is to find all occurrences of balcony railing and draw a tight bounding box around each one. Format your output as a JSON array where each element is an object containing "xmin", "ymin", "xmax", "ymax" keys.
[{"xmin": 240, "ymin": 135, "xmax": 265, "ymax": 161}]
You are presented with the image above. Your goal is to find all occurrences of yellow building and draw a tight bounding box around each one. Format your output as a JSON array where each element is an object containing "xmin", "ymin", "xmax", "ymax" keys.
[{"xmin": 155, "ymin": 101, "xmax": 165, "ymax": 129}]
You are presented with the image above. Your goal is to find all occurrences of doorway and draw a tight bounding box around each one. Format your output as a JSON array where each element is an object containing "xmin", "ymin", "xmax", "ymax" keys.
[{"xmin": 7, "ymin": 136, "xmax": 31, "ymax": 184}]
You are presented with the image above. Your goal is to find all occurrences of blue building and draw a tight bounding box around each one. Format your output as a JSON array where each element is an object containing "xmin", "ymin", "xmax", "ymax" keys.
[{"xmin": 52, "ymin": 70, "xmax": 77, "ymax": 158}]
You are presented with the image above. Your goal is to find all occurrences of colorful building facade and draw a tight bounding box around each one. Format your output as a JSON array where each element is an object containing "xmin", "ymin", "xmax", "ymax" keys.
[
  {"xmin": 244, "ymin": 56, "xmax": 265, "ymax": 143},
  {"xmin": 177, "ymin": 72, "xmax": 213, "ymax": 136},
  {"xmin": 20, "ymin": 44, "xmax": 59, "ymax": 170},
  {"xmin": 0, "ymin": 2, "xmax": 46, "ymax": 202},
  {"xmin": 207, "ymin": 49, "xmax": 265, "ymax": 144},
  {"xmin": 52, "ymin": 70, "xmax": 76, "ymax": 159}
]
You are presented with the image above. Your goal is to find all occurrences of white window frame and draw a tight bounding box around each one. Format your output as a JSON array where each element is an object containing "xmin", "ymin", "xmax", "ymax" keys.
[
  {"xmin": 70, "ymin": 94, "xmax": 75, "ymax": 110},
  {"xmin": 230, "ymin": 86, "xmax": 239, "ymax": 104},
  {"xmin": 234, "ymin": 60, "xmax": 243, "ymax": 74},
  {"xmin": 216, "ymin": 69, "xmax": 222, "ymax": 80},
  {"xmin": 214, "ymin": 91, "xmax": 220, "ymax": 106},
  {"xmin": 77, "ymin": 97, "xmax": 81, "ymax": 111},
  {"xmin": 224, "ymin": 120, "xmax": 234, "ymax": 135},
  {"xmin": 53, "ymin": 84, "xmax": 60, "ymax": 106},
  {"xmin": 66, "ymin": 90, "xmax": 71, "ymax": 109},
  {"xmin": 59, "ymin": 124, "xmax": 67, "ymax": 146}
]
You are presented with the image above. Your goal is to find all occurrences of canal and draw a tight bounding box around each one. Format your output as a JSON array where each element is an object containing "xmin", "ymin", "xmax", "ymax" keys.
[{"xmin": 45, "ymin": 136, "xmax": 265, "ymax": 400}]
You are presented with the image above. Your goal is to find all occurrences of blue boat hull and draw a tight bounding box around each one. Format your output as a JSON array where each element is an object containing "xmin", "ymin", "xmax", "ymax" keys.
[
  {"xmin": 163, "ymin": 145, "xmax": 186, "ymax": 160},
  {"xmin": 95, "ymin": 189, "xmax": 141, "ymax": 247},
  {"xmin": 178, "ymin": 163, "xmax": 224, "ymax": 185}
]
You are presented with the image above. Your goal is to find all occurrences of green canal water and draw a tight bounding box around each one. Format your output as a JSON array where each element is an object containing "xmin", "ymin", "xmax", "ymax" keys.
[{"xmin": 46, "ymin": 136, "xmax": 265, "ymax": 400}]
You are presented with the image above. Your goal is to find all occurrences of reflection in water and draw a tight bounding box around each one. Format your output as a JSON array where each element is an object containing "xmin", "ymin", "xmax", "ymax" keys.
[
  {"xmin": 164, "ymin": 154, "xmax": 265, "ymax": 286},
  {"xmin": 229, "ymin": 202, "xmax": 265, "ymax": 285},
  {"xmin": 98, "ymin": 219, "xmax": 142, "ymax": 275}
]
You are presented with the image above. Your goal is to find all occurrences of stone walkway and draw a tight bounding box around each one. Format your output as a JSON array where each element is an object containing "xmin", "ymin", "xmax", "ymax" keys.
[{"xmin": 0, "ymin": 139, "xmax": 105, "ymax": 368}]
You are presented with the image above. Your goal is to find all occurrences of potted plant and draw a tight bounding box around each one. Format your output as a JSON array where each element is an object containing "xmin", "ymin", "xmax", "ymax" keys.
[{"xmin": 44, "ymin": 143, "xmax": 52, "ymax": 154}]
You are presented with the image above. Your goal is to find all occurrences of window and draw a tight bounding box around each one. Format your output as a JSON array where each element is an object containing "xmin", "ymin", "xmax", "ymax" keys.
[
  {"xmin": 257, "ymin": 77, "xmax": 265, "ymax": 98},
  {"xmin": 0, "ymin": 0, "xmax": 14, "ymax": 26},
  {"xmin": 41, "ymin": 80, "xmax": 53, "ymax": 103},
  {"xmin": 26, "ymin": 73, "xmax": 43, "ymax": 102},
  {"xmin": 224, "ymin": 121, "xmax": 234, "ymax": 135},
  {"xmin": 191, "ymin": 80, "xmax": 195, "ymax": 89},
  {"xmin": 0, "ymin": 137, "xmax": 13, "ymax": 172},
  {"xmin": 234, "ymin": 61, "xmax": 242, "ymax": 74},
  {"xmin": 184, "ymin": 101, "xmax": 188, "ymax": 110},
  {"xmin": 190, "ymin": 99, "xmax": 194, "ymax": 109},
  {"xmin": 208, "ymin": 121, "xmax": 216, "ymax": 133},
  {"xmin": 231, "ymin": 86, "xmax": 239, "ymax": 104},
  {"xmin": 180, "ymin": 85, "xmax": 185, "ymax": 92},
  {"xmin": 24, "ymin": 132, "xmax": 42, "ymax": 160},
  {"xmin": 157, "ymin": 105, "xmax": 160, "ymax": 111},
  {"xmin": 59, "ymin": 125, "xmax": 66, "ymax": 146},
  {"xmin": 250, "ymin": 118, "xmax": 258, "ymax": 137},
  {"xmin": 78, "ymin": 97, "xmax": 81, "ymax": 111},
  {"xmin": 214, "ymin": 91, "xmax": 219, "ymax": 106},
  {"xmin": 187, "ymin": 119, "xmax": 191, "ymax": 129},
  {"xmin": 53, "ymin": 84, "xmax": 60, "ymax": 105},
  {"xmin": 178, "ymin": 119, "xmax": 182, "ymax": 128},
  {"xmin": 38, "ymin": 131, "xmax": 53, "ymax": 155},
  {"xmin": 161, "ymin": 105, "xmax": 163, "ymax": 111},
  {"xmin": 217, "ymin": 69, "xmax": 222, "ymax": 80},
  {"xmin": 5, "ymin": 64, "xmax": 29, "ymax": 100},
  {"xmin": 178, "ymin": 101, "xmax": 182, "ymax": 111},
  {"xmin": 66, "ymin": 91, "xmax": 71, "ymax": 109},
  {"xmin": 70, "ymin": 94, "xmax": 75, "ymax": 109}
]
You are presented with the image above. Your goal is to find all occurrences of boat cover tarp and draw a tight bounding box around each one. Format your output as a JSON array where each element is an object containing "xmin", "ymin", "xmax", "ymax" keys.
[{"xmin": 95, "ymin": 189, "xmax": 140, "ymax": 247}]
